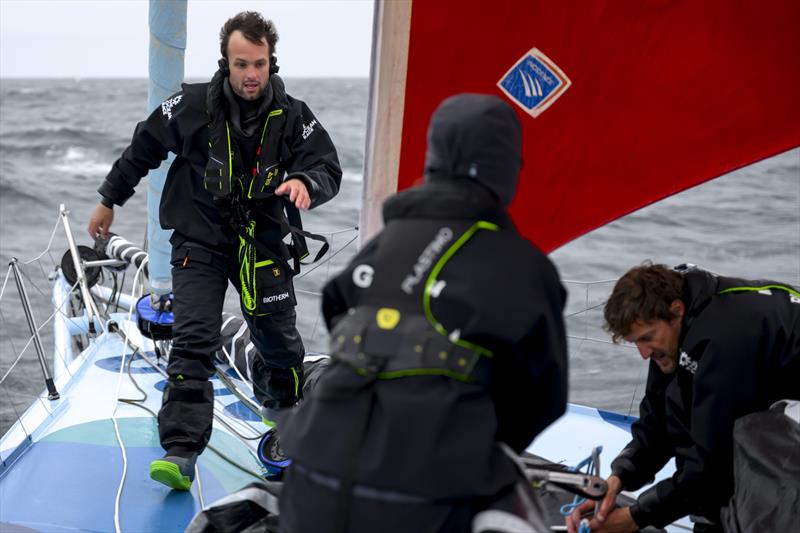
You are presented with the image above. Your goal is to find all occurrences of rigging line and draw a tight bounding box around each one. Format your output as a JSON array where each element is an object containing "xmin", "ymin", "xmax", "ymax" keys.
[
  {"xmin": 295, "ymin": 233, "xmax": 358, "ymax": 280},
  {"xmin": 117, "ymin": 331, "xmax": 263, "ymax": 442},
  {"xmin": 219, "ymin": 317, "xmax": 256, "ymax": 395},
  {"xmin": 295, "ymin": 288, "xmax": 322, "ymax": 297},
  {"xmin": 0, "ymin": 376, "xmax": 30, "ymax": 445},
  {"xmin": 565, "ymin": 335, "xmax": 622, "ymax": 346},
  {"xmin": 317, "ymin": 225, "xmax": 358, "ymax": 236},
  {"xmin": 206, "ymin": 440, "xmax": 268, "ymax": 482},
  {"xmin": 564, "ymin": 301, "xmax": 605, "ymax": 319},
  {"xmin": 220, "ymin": 345, "xmax": 257, "ymax": 399},
  {"xmin": 110, "ymin": 415, "xmax": 128, "ymax": 533},
  {"xmin": 22, "ymin": 215, "xmax": 62, "ymax": 265},
  {"xmin": 0, "ymin": 264, "xmax": 13, "ymax": 302},
  {"xmin": 194, "ymin": 462, "xmax": 205, "ymax": 509},
  {"xmin": 562, "ymin": 278, "xmax": 618, "ymax": 285},
  {"xmin": 115, "ymin": 397, "xmax": 268, "ymax": 484},
  {"xmin": 110, "ymin": 260, "xmax": 147, "ymax": 533},
  {"xmin": 47, "ymin": 277, "xmax": 92, "ymax": 377},
  {"xmin": 307, "ymin": 231, "xmax": 334, "ymax": 348},
  {"xmin": 584, "ymin": 284, "xmax": 590, "ymax": 342},
  {"xmin": 120, "ymin": 329, "xmax": 213, "ymax": 509},
  {"xmin": 0, "ymin": 277, "xmax": 81, "ymax": 387},
  {"xmin": 627, "ymin": 356, "xmax": 646, "ymax": 417},
  {"xmin": 15, "ymin": 260, "xmax": 50, "ymax": 299}
]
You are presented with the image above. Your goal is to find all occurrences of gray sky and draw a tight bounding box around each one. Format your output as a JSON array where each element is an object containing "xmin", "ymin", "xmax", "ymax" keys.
[{"xmin": 0, "ymin": 0, "xmax": 374, "ymax": 78}]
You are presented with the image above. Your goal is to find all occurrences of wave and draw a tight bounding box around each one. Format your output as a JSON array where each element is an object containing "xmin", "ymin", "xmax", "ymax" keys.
[
  {"xmin": 0, "ymin": 126, "xmax": 121, "ymax": 150},
  {"xmin": 0, "ymin": 179, "xmax": 43, "ymax": 204}
]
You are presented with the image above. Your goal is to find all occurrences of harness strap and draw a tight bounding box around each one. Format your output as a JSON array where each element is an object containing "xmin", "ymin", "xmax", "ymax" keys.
[{"xmin": 331, "ymin": 306, "xmax": 492, "ymax": 385}]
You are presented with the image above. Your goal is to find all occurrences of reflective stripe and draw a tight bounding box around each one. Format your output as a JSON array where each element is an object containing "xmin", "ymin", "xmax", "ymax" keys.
[
  {"xmin": 225, "ymin": 121, "xmax": 233, "ymax": 186},
  {"xmin": 423, "ymin": 221, "xmax": 498, "ymax": 358},
  {"xmin": 719, "ymin": 284, "xmax": 800, "ymax": 299},
  {"xmin": 239, "ymin": 221, "xmax": 258, "ymax": 313},
  {"xmin": 291, "ymin": 366, "xmax": 299, "ymax": 398}
]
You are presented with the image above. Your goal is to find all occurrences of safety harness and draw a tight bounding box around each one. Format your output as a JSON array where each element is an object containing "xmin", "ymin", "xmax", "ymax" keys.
[
  {"xmin": 202, "ymin": 72, "xmax": 328, "ymax": 313},
  {"xmin": 331, "ymin": 221, "xmax": 499, "ymax": 385}
]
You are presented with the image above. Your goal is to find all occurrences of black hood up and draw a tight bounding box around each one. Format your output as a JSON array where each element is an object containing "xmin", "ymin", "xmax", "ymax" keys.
[{"xmin": 424, "ymin": 93, "xmax": 522, "ymax": 206}]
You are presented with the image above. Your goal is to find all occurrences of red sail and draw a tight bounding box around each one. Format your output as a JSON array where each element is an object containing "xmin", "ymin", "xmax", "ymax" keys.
[{"xmin": 396, "ymin": 0, "xmax": 800, "ymax": 252}]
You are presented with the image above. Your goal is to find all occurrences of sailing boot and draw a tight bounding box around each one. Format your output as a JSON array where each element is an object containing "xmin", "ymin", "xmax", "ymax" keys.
[{"xmin": 149, "ymin": 451, "xmax": 197, "ymax": 490}]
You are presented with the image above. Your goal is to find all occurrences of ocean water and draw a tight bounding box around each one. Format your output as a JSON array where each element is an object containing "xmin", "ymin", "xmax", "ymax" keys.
[{"xmin": 1, "ymin": 78, "xmax": 798, "ymax": 434}]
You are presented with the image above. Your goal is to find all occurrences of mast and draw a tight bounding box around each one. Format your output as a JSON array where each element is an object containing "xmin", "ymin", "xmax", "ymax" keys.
[
  {"xmin": 359, "ymin": 0, "xmax": 412, "ymax": 246},
  {"xmin": 146, "ymin": 0, "xmax": 187, "ymax": 295}
]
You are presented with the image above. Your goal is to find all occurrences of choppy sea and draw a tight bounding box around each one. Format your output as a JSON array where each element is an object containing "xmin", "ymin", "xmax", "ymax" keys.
[{"xmin": 1, "ymin": 78, "xmax": 798, "ymax": 434}]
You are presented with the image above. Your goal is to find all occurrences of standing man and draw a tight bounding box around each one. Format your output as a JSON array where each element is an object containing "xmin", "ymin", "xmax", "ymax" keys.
[
  {"xmin": 87, "ymin": 11, "xmax": 341, "ymax": 491},
  {"xmin": 567, "ymin": 263, "xmax": 800, "ymax": 532},
  {"xmin": 279, "ymin": 93, "xmax": 568, "ymax": 532}
]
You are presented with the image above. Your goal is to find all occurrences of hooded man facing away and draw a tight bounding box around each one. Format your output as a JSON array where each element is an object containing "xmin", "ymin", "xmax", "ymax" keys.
[{"xmin": 277, "ymin": 93, "xmax": 569, "ymax": 532}]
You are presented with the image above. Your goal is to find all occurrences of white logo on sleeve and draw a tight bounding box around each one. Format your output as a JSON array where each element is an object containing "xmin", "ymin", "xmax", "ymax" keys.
[
  {"xmin": 302, "ymin": 119, "xmax": 318, "ymax": 140},
  {"xmin": 679, "ymin": 351, "xmax": 698, "ymax": 374},
  {"xmin": 161, "ymin": 95, "xmax": 183, "ymax": 120}
]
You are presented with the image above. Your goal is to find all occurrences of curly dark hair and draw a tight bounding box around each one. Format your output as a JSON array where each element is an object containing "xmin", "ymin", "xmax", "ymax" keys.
[
  {"xmin": 219, "ymin": 11, "xmax": 278, "ymax": 58},
  {"xmin": 604, "ymin": 262, "xmax": 685, "ymax": 343}
]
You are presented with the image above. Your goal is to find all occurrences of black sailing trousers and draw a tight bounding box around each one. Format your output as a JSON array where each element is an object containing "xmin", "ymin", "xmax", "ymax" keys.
[{"xmin": 157, "ymin": 236, "xmax": 305, "ymax": 455}]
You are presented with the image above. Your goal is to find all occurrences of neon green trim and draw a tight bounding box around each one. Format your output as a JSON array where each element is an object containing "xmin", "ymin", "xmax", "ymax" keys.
[
  {"xmin": 259, "ymin": 109, "xmax": 283, "ymax": 145},
  {"xmin": 423, "ymin": 222, "xmax": 498, "ymax": 358},
  {"xmin": 239, "ymin": 221, "xmax": 258, "ymax": 313},
  {"xmin": 261, "ymin": 417, "xmax": 276, "ymax": 428},
  {"xmin": 225, "ymin": 122, "xmax": 233, "ymax": 190},
  {"xmin": 719, "ymin": 284, "xmax": 800, "ymax": 298},
  {"xmin": 255, "ymin": 260, "xmax": 274, "ymax": 268},
  {"xmin": 149, "ymin": 460, "xmax": 192, "ymax": 490},
  {"xmin": 291, "ymin": 367, "xmax": 300, "ymax": 398}
]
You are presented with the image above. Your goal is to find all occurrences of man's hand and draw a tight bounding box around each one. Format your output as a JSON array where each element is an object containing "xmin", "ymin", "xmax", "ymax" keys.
[
  {"xmin": 88, "ymin": 203, "xmax": 114, "ymax": 240},
  {"xmin": 586, "ymin": 507, "xmax": 638, "ymax": 533},
  {"xmin": 275, "ymin": 178, "xmax": 310, "ymax": 210},
  {"xmin": 566, "ymin": 475, "xmax": 622, "ymax": 533}
]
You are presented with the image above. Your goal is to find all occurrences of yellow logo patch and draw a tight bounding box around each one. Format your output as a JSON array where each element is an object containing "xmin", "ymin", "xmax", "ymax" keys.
[
  {"xmin": 272, "ymin": 267, "xmax": 281, "ymax": 278},
  {"xmin": 376, "ymin": 308, "xmax": 400, "ymax": 330}
]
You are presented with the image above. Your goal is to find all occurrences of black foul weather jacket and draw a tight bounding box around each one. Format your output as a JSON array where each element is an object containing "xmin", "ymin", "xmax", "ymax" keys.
[
  {"xmin": 281, "ymin": 179, "xmax": 568, "ymax": 510},
  {"xmin": 611, "ymin": 269, "xmax": 800, "ymax": 528},
  {"xmin": 97, "ymin": 75, "xmax": 341, "ymax": 249}
]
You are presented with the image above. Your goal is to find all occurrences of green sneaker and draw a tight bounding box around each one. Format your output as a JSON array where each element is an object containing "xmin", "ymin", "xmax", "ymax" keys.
[{"xmin": 149, "ymin": 454, "xmax": 196, "ymax": 490}]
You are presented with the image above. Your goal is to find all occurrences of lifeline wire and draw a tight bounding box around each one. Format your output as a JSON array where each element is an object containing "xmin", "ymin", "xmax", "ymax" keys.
[{"xmin": 109, "ymin": 256, "xmax": 148, "ymax": 533}]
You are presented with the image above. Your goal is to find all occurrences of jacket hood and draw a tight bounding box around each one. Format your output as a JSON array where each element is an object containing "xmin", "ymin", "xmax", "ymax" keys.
[
  {"xmin": 424, "ymin": 93, "xmax": 522, "ymax": 207},
  {"xmin": 383, "ymin": 180, "xmax": 514, "ymax": 228}
]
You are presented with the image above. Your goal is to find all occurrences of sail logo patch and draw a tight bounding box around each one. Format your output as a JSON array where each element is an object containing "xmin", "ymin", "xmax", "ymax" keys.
[{"xmin": 497, "ymin": 48, "xmax": 571, "ymax": 118}]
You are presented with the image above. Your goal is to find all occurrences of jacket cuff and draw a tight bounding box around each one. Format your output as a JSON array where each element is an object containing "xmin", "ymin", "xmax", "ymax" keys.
[
  {"xmin": 628, "ymin": 484, "xmax": 672, "ymax": 529},
  {"xmin": 100, "ymin": 196, "xmax": 115, "ymax": 209},
  {"xmin": 98, "ymin": 180, "xmax": 129, "ymax": 207}
]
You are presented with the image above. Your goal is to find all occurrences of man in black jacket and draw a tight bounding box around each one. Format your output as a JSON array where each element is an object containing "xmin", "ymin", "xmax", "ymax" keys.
[
  {"xmin": 567, "ymin": 263, "xmax": 800, "ymax": 533},
  {"xmin": 87, "ymin": 12, "xmax": 341, "ymax": 490},
  {"xmin": 278, "ymin": 93, "xmax": 568, "ymax": 532}
]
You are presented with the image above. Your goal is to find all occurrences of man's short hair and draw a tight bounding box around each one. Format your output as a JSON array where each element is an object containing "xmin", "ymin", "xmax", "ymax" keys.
[
  {"xmin": 220, "ymin": 11, "xmax": 278, "ymax": 58},
  {"xmin": 604, "ymin": 262, "xmax": 684, "ymax": 343}
]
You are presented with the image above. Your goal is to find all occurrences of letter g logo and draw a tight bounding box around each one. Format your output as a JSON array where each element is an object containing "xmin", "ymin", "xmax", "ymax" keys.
[{"xmin": 352, "ymin": 264, "xmax": 374, "ymax": 288}]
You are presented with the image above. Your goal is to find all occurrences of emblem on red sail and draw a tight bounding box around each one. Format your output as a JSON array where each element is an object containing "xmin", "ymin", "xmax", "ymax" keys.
[{"xmin": 497, "ymin": 48, "xmax": 571, "ymax": 118}]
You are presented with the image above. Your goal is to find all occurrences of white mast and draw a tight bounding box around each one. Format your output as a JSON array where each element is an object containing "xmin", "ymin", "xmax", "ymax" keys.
[
  {"xmin": 146, "ymin": 0, "xmax": 187, "ymax": 295},
  {"xmin": 359, "ymin": 0, "xmax": 413, "ymax": 246}
]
